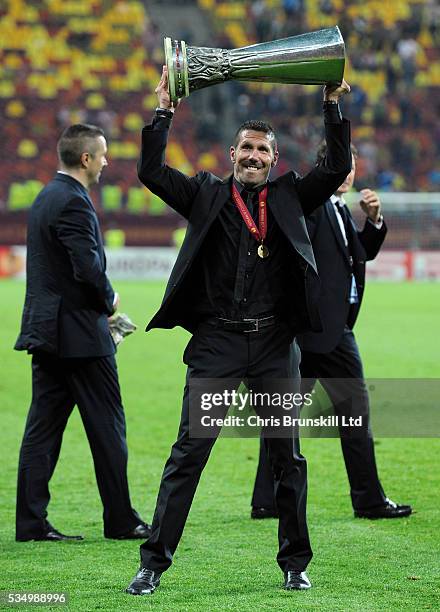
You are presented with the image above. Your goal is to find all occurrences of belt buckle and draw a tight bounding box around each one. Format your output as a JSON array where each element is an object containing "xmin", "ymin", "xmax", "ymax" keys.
[{"xmin": 243, "ymin": 318, "xmax": 259, "ymax": 333}]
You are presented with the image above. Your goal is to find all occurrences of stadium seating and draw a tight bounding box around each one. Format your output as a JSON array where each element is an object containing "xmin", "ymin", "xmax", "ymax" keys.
[{"xmin": 0, "ymin": 0, "xmax": 438, "ymax": 245}]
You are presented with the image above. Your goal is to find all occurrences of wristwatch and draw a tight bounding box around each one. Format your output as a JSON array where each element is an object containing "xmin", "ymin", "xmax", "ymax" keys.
[{"xmin": 155, "ymin": 107, "xmax": 174, "ymax": 119}]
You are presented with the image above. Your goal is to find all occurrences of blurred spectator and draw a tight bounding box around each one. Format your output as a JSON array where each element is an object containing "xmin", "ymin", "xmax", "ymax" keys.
[{"xmin": 397, "ymin": 37, "xmax": 420, "ymax": 85}]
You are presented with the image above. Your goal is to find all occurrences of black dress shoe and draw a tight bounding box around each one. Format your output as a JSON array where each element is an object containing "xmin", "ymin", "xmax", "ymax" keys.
[
  {"xmin": 251, "ymin": 507, "xmax": 279, "ymax": 519},
  {"xmin": 35, "ymin": 527, "xmax": 84, "ymax": 542},
  {"xmin": 126, "ymin": 567, "xmax": 161, "ymax": 595},
  {"xmin": 114, "ymin": 523, "xmax": 151, "ymax": 540},
  {"xmin": 354, "ymin": 498, "xmax": 412, "ymax": 519},
  {"xmin": 284, "ymin": 570, "xmax": 311, "ymax": 590}
]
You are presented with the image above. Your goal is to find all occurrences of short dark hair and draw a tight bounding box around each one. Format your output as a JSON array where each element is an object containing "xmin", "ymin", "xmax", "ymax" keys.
[
  {"xmin": 316, "ymin": 141, "xmax": 358, "ymax": 165},
  {"xmin": 233, "ymin": 120, "xmax": 277, "ymax": 152},
  {"xmin": 57, "ymin": 124, "xmax": 105, "ymax": 168}
]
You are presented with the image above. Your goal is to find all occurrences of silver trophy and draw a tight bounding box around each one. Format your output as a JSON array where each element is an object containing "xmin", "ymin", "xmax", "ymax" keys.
[{"xmin": 164, "ymin": 26, "xmax": 345, "ymax": 104}]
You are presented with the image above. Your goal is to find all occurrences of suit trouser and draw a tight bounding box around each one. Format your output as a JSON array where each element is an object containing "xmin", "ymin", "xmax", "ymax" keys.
[
  {"xmin": 16, "ymin": 351, "xmax": 141, "ymax": 540},
  {"xmin": 251, "ymin": 328, "xmax": 386, "ymax": 512},
  {"xmin": 140, "ymin": 321, "xmax": 312, "ymax": 574}
]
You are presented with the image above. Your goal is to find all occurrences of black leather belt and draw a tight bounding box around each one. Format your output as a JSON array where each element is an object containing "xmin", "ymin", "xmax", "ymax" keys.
[{"xmin": 215, "ymin": 315, "xmax": 277, "ymax": 333}]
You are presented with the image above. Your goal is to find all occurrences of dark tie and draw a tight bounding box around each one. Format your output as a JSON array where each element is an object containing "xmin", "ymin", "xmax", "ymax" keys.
[
  {"xmin": 335, "ymin": 200, "xmax": 358, "ymax": 303},
  {"xmin": 245, "ymin": 190, "xmax": 257, "ymax": 221},
  {"xmin": 335, "ymin": 199, "xmax": 349, "ymax": 230}
]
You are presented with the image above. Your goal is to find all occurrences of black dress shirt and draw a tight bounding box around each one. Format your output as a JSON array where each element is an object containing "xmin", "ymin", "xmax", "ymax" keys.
[{"xmin": 192, "ymin": 179, "xmax": 292, "ymax": 319}]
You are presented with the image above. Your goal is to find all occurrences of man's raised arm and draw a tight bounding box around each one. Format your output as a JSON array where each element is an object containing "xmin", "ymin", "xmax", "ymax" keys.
[
  {"xmin": 295, "ymin": 79, "xmax": 352, "ymax": 216},
  {"xmin": 137, "ymin": 66, "xmax": 202, "ymax": 220}
]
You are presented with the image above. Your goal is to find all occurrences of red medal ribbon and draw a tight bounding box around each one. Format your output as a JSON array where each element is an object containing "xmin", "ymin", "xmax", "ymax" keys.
[{"xmin": 231, "ymin": 184, "xmax": 268, "ymax": 244}]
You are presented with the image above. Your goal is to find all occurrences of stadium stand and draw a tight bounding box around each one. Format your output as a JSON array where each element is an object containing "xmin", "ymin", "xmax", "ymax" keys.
[{"xmin": 0, "ymin": 0, "xmax": 438, "ymax": 247}]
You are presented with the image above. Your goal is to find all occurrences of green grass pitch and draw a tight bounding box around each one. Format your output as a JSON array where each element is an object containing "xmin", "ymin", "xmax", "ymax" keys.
[{"xmin": 0, "ymin": 280, "xmax": 439, "ymax": 611}]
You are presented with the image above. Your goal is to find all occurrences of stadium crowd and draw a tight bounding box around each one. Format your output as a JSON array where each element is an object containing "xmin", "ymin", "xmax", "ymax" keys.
[{"xmin": 0, "ymin": 0, "xmax": 438, "ymax": 217}]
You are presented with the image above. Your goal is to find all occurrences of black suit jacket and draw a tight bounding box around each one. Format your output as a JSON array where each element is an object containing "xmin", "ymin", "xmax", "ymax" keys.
[
  {"xmin": 138, "ymin": 116, "xmax": 351, "ymax": 336},
  {"xmin": 298, "ymin": 200, "xmax": 387, "ymax": 354},
  {"xmin": 15, "ymin": 173, "xmax": 115, "ymax": 358}
]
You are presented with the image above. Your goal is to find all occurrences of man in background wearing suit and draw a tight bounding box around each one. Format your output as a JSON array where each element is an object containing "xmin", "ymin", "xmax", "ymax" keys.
[
  {"xmin": 15, "ymin": 124, "xmax": 150, "ymax": 542},
  {"xmin": 251, "ymin": 143, "xmax": 412, "ymax": 521}
]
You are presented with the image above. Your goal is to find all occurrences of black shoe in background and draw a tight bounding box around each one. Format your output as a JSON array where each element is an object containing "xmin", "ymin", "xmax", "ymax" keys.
[
  {"xmin": 112, "ymin": 523, "xmax": 152, "ymax": 540},
  {"xmin": 354, "ymin": 499, "xmax": 412, "ymax": 519}
]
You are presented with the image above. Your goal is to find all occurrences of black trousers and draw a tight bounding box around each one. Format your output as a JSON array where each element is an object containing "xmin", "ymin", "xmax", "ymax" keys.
[
  {"xmin": 16, "ymin": 351, "xmax": 141, "ymax": 540},
  {"xmin": 252, "ymin": 328, "xmax": 386, "ymax": 512},
  {"xmin": 140, "ymin": 321, "xmax": 312, "ymax": 574}
]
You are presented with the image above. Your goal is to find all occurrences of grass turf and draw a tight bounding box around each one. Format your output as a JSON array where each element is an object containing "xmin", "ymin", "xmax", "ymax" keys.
[{"xmin": 0, "ymin": 280, "xmax": 439, "ymax": 611}]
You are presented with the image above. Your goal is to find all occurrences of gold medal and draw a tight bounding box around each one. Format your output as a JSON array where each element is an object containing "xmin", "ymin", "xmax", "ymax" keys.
[{"xmin": 258, "ymin": 244, "xmax": 269, "ymax": 259}]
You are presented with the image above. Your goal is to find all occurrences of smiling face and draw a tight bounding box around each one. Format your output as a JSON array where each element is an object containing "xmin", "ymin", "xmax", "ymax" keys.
[
  {"xmin": 336, "ymin": 154, "xmax": 356, "ymax": 195},
  {"xmin": 82, "ymin": 135, "xmax": 108, "ymax": 188},
  {"xmin": 230, "ymin": 129, "xmax": 278, "ymax": 189}
]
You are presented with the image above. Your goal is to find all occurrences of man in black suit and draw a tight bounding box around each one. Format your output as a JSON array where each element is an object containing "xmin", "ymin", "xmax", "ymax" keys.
[
  {"xmin": 15, "ymin": 124, "xmax": 150, "ymax": 542},
  {"xmin": 126, "ymin": 67, "xmax": 351, "ymax": 595},
  {"xmin": 251, "ymin": 143, "xmax": 412, "ymax": 520}
]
